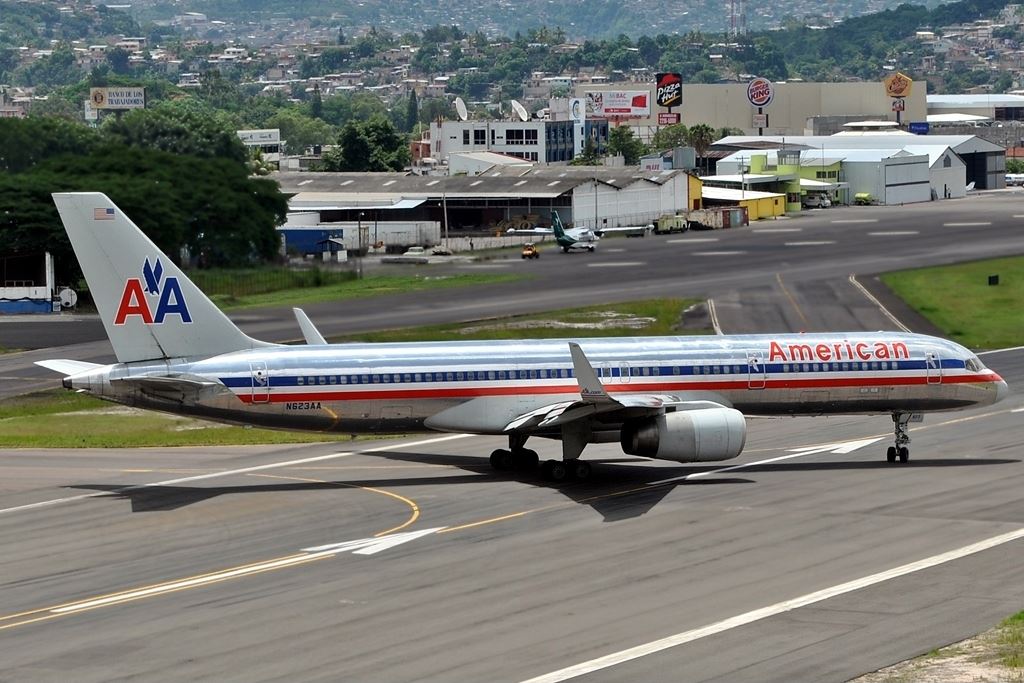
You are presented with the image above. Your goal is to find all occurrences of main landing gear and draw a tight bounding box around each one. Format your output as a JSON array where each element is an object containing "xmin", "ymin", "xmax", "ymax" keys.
[
  {"xmin": 886, "ymin": 412, "xmax": 911, "ymax": 463},
  {"xmin": 489, "ymin": 435, "xmax": 592, "ymax": 482}
]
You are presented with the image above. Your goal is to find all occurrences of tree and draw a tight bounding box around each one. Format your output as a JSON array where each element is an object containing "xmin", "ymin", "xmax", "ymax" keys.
[
  {"xmin": 0, "ymin": 117, "xmax": 100, "ymax": 173},
  {"xmin": 265, "ymin": 109, "xmax": 335, "ymax": 155},
  {"xmin": 607, "ymin": 125, "xmax": 646, "ymax": 165},
  {"xmin": 0, "ymin": 143, "xmax": 287, "ymax": 277},
  {"xmin": 686, "ymin": 123, "xmax": 715, "ymax": 158},
  {"xmin": 405, "ymin": 89, "xmax": 418, "ymax": 132},
  {"xmin": 101, "ymin": 100, "xmax": 248, "ymax": 164},
  {"xmin": 570, "ymin": 135, "xmax": 600, "ymax": 165},
  {"xmin": 106, "ymin": 46, "xmax": 131, "ymax": 74},
  {"xmin": 310, "ymin": 83, "xmax": 323, "ymax": 119},
  {"xmin": 320, "ymin": 115, "xmax": 409, "ymax": 172},
  {"xmin": 650, "ymin": 123, "xmax": 689, "ymax": 151}
]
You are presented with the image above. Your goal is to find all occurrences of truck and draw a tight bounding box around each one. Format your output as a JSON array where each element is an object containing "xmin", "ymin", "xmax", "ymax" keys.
[{"xmin": 655, "ymin": 207, "xmax": 748, "ymax": 233}]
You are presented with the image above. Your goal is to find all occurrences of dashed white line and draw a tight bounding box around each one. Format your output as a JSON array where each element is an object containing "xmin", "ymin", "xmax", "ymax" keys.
[
  {"xmin": 785, "ymin": 241, "xmax": 836, "ymax": 246},
  {"xmin": 943, "ymin": 222, "xmax": 991, "ymax": 227},
  {"xmin": 586, "ymin": 262, "xmax": 645, "ymax": 268},
  {"xmin": 520, "ymin": 526, "xmax": 1024, "ymax": 683},
  {"xmin": 667, "ymin": 238, "xmax": 719, "ymax": 243},
  {"xmin": 832, "ymin": 219, "xmax": 878, "ymax": 224},
  {"xmin": 692, "ymin": 251, "xmax": 746, "ymax": 256},
  {"xmin": 868, "ymin": 231, "xmax": 919, "ymax": 236},
  {"xmin": 752, "ymin": 228, "xmax": 802, "ymax": 233}
]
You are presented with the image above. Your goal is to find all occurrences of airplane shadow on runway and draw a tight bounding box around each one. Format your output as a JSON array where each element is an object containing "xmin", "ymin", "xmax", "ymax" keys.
[{"xmin": 66, "ymin": 453, "xmax": 1016, "ymax": 520}]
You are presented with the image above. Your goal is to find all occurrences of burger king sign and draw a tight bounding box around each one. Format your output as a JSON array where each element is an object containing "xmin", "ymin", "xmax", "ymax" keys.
[{"xmin": 746, "ymin": 77, "xmax": 774, "ymax": 108}]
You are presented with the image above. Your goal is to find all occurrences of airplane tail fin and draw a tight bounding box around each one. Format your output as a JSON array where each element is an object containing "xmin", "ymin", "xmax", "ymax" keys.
[
  {"xmin": 551, "ymin": 211, "xmax": 566, "ymax": 238},
  {"xmin": 52, "ymin": 192, "xmax": 272, "ymax": 363}
]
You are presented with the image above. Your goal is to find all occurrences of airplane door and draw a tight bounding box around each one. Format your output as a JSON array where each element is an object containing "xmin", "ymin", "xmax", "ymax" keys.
[
  {"xmin": 747, "ymin": 352, "xmax": 766, "ymax": 389},
  {"xmin": 619, "ymin": 362, "xmax": 631, "ymax": 384},
  {"xmin": 925, "ymin": 351, "xmax": 942, "ymax": 384},
  {"xmin": 250, "ymin": 361, "xmax": 270, "ymax": 403}
]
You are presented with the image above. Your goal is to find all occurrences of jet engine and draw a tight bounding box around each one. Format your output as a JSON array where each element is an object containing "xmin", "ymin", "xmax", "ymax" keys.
[{"xmin": 620, "ymin": 408, "xmax": 746, "ymax": 462}]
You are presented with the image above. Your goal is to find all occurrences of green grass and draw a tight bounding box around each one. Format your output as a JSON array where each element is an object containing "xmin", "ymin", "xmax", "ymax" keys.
[
  {"xmin": 333, "ymin": 298, "xmax": 707, "ymax": 342},
  {"xmin": 0, "ymin": 390, "xmax": 349, "ymax": 449},
  {"xmin": 199, "ymin": 272, "xmax": 521, "ymax": 310},
  {"xmin": 881, "ymin": 256, "xmax": 1024, "ymax": 349},
  {"xmin": 996, "ymin": 610, "xmax": 1024, "ymax": 669}
]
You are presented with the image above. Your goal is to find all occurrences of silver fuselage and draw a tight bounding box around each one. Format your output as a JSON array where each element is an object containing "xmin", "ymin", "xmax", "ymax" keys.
[{"xmin": 67, "ymin": 332, "xmax": 1006, "ymax": 436}]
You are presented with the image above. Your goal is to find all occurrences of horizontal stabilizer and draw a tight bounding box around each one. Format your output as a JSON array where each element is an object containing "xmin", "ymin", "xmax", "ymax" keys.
[
  {"xmin": 110, "ymin": 374, "xmax": 232, "ymax": 401},
  {"xmin": 35, "ymin": 359, "xmax": 103, "ymax": 375},
  {"xmin": 293, "ymin": 308, "xmax": 327, "ymax": 345}
]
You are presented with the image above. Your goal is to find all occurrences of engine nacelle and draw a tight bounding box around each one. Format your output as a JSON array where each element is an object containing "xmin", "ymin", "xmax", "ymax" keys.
[{"xmin": 620, "ymin": 408, "xmax": 746, "ymax": 462}]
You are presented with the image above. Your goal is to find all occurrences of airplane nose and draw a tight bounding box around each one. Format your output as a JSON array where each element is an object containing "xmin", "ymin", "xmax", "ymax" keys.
[{"xmin": 995, "ymin": 379, "xmax": 1009, "ymax": 403}]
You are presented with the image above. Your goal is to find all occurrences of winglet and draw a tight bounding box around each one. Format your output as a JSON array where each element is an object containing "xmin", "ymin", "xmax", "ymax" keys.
[
  {"xmin": 293, "ymin": 308, "xmax": 327, "ymax": 345},
  {"xmin": 568, "ymin": 342, "xmax": 614, "ymax": 404}
]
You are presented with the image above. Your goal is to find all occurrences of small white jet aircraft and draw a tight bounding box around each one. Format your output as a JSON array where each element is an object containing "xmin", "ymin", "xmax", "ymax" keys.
[
  {"xmin": 508, "ymin": 212, "xmax": 650, "ymax": 252},
  {"xmin": 39, "ymin": 193, "xmax": 1007, "ymax": 481}
]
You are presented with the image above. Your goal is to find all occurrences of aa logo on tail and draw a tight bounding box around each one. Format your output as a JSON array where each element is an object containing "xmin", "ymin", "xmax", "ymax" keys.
[{"xmin": 114, "ymin": 258, "xmax": 192, "ymax": 325}]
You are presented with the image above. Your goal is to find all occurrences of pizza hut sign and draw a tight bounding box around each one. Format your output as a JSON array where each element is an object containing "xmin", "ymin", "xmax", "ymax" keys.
[
  {"xmin": 656, "ymin": 72, "xmax": 682, "ymax": 108},
  {"xmin": 746, "ymin": 77, "xmax": 774, "ymax": 108}
]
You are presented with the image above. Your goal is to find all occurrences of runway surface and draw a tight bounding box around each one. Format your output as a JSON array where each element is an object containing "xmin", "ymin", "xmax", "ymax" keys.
[{"xmin": 1, "ymin": 194, "xmax": 1023, "ymax": 681}]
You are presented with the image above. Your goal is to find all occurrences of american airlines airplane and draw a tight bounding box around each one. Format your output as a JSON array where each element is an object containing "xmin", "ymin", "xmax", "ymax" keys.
[{"xmin": 40, "ymin": 193, "xmax": 1008, "ymax": 481}]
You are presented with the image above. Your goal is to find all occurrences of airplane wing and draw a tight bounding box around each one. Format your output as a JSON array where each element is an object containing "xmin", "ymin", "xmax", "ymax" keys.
[
  {"xmin": 506, "ymin": 227, "xmax": 553, "ymax": 235},
  {"xmin": 594, "ymin": 224, "xmax": 652, "ymax": 236},
  {"xmin": 503, "ymin": 343, "xmax": 731, "ymax": 430}
]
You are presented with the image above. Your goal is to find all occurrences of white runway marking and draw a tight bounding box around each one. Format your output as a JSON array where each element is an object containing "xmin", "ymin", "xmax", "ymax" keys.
[
  {"xmin": 832, "ymin": 219, "xmax": 877, "ymax": 224},
  {"xmin": 0, "ymin": 434, "xmax": 471, "ymax": 517},
  {"xmin": 586, "ymin": 262, "xmax": 645, "ymax": 268},
  {"xmin": 667, "ymin": 238, "xmax": 719, "ymax": 243},
  {"xmin": 848, "ymin": 274, "xmax": 911, "ymax": 332},
  {"xmin": 752, "ymin": 228, "xmax": 802, "ymax": 233},
  {"xmin": 692, "ymin": 251, "xmax": 746, "ymax": 256},
  {"xmin": 521, "ymin": 526, "xmax": 1024, "ymax": 683},
  {"xmin": 1013, "ymin": 215, "xmax": 1024, "ymax": 218},
  {"xmin": 603, "ymin": 248, "xmax": 626, "ymax": 253},
  {"xmin": 868, "ymin": 231, "xmax": 919, "ymax": 236},
  {"xmin": 943, "ymin": 222, "xmax": 991, "ymax": 227},
  {"xmin": 785, "ymin": 241, "xmax": 836, "ymax": 246}
]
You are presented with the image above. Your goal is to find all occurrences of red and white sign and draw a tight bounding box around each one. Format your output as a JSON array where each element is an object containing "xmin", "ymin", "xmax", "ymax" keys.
[
  {"xmin": 658, "ymin": 112, "xmax": 681, "ymax": 125},
  {"xmin": 891, "ymin": 98, "xmax": 905, "ymax": 112},
  {"xmin": 586, "ymin": 90, "xmax": 650, "ymax": 117},
  {"xmin": 746, "ymin": 77, "xmax": 774, "ymax": 108}
]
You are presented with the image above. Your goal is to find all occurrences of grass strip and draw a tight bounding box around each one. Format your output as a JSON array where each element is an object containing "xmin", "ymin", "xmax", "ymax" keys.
[{"xmin": 881, "ymin": 256, "xmax": 1024, "ymax": 349}]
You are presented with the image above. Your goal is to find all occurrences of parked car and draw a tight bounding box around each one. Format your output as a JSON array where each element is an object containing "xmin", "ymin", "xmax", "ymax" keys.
[
  {"xmin": 802, "ymin": 194, "xmax": 832, "ymax": 208},
  {"xmin": 521, "ymin": 243, "xmax": 539, "ymax": 259},
  {"xmin": 402, "ymin": 246, "xmax": 426, "ymax": 256}
]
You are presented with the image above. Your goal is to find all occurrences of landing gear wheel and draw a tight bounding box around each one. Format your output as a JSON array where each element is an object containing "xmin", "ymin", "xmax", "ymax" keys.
[
  {"xmin": 514, "ymin": 448, "xmax": 539, "ymax": 471},
  {"xmin": 571, "ymin": 460, "xmax": 592, "ymax": 481},
  {"xmin": 542, "ymin": 459, "xmax": 569, "ymax": 482},
  {"xmin": 898, "ymin": 446, "xmax": 909, "ymax": 463},
  {"xmin": 489, "ymin": 449, "xmax": 513, "ymax": 470},
  {"xmin": 887, "ymin": 446, "xmax": 897, "ymax": 463}
]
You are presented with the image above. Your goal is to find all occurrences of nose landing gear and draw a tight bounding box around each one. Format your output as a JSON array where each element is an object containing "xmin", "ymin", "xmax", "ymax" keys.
[{"xmin": 886, "ymin": 412, "xmax": 912, "ymax": 463}]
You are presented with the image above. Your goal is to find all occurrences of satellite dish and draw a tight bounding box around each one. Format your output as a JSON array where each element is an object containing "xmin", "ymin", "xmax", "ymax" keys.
[
  {"xmin": 454, "ymin": 96, "xmax": 468, "ymax": 121},
  {"xmin": 511, "ymin": 99, "xmax": 528, "ymax": 122},
  {"xmin": 58, "ymin": 287, "xmax": 78, "ymax": 309}
]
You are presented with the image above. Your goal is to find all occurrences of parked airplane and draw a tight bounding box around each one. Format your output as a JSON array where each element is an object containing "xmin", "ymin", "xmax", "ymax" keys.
[
  {"xmin": 508, "ymin": 212, "xmax": 649, "ymax": 252},
  {"xmin": 39, "ymin": 193, "xmax": 1008, "ymax": 481}
]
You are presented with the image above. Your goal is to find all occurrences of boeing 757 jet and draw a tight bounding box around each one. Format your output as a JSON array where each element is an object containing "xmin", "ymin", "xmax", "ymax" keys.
[{"xmin": 39, "ymin": 193, "xmax": 1007, "ymax": 481}]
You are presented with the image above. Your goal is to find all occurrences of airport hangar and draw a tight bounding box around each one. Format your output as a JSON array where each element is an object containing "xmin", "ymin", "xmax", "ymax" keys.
[
  {"xmin": 711, "ymin": 132, "xmax": 1006, "ymax": 205},
  {"xmin": 273, "ymin": 167, "xmax": 702, "ymax": 254}
]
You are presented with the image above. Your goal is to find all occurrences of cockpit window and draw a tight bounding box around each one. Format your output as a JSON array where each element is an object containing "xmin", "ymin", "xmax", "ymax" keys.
[{"xmin": 965, "ymin": 356, "xmax": 986, "ymax": 373}]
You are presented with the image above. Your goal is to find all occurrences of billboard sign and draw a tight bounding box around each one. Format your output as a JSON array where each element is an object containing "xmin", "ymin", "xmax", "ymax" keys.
[
  {"xmin": 655, "ymin": 72, "xmax": 682, "ymax": 108},
  {"xmin": 569, "ymin": 98, "xmax": 584, "ymax": 124},
  {"xmin": 752, "ymin": 112, "xmax": 768, "ymax": 128},
  {"xmin": 883, "ymin": 72, "xmax": 913, "ymax": 98},
  {"xmin": 658, "ymin": 112, "xmax": 681, "ymax": 125},
  {"xmin": 891, "ymin": 98, "xmax": 905, "ymax": 112},
  {"xmin": 586, "ymin": 90, "xmax": 650, "ymax": 117},
  {"xmin": 89, "ymin": 87, "xmax": 146, "ymax": 109},
  {"xmin": 746, "ymin": 77, "xmax": 774, "ymax": 108}
]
